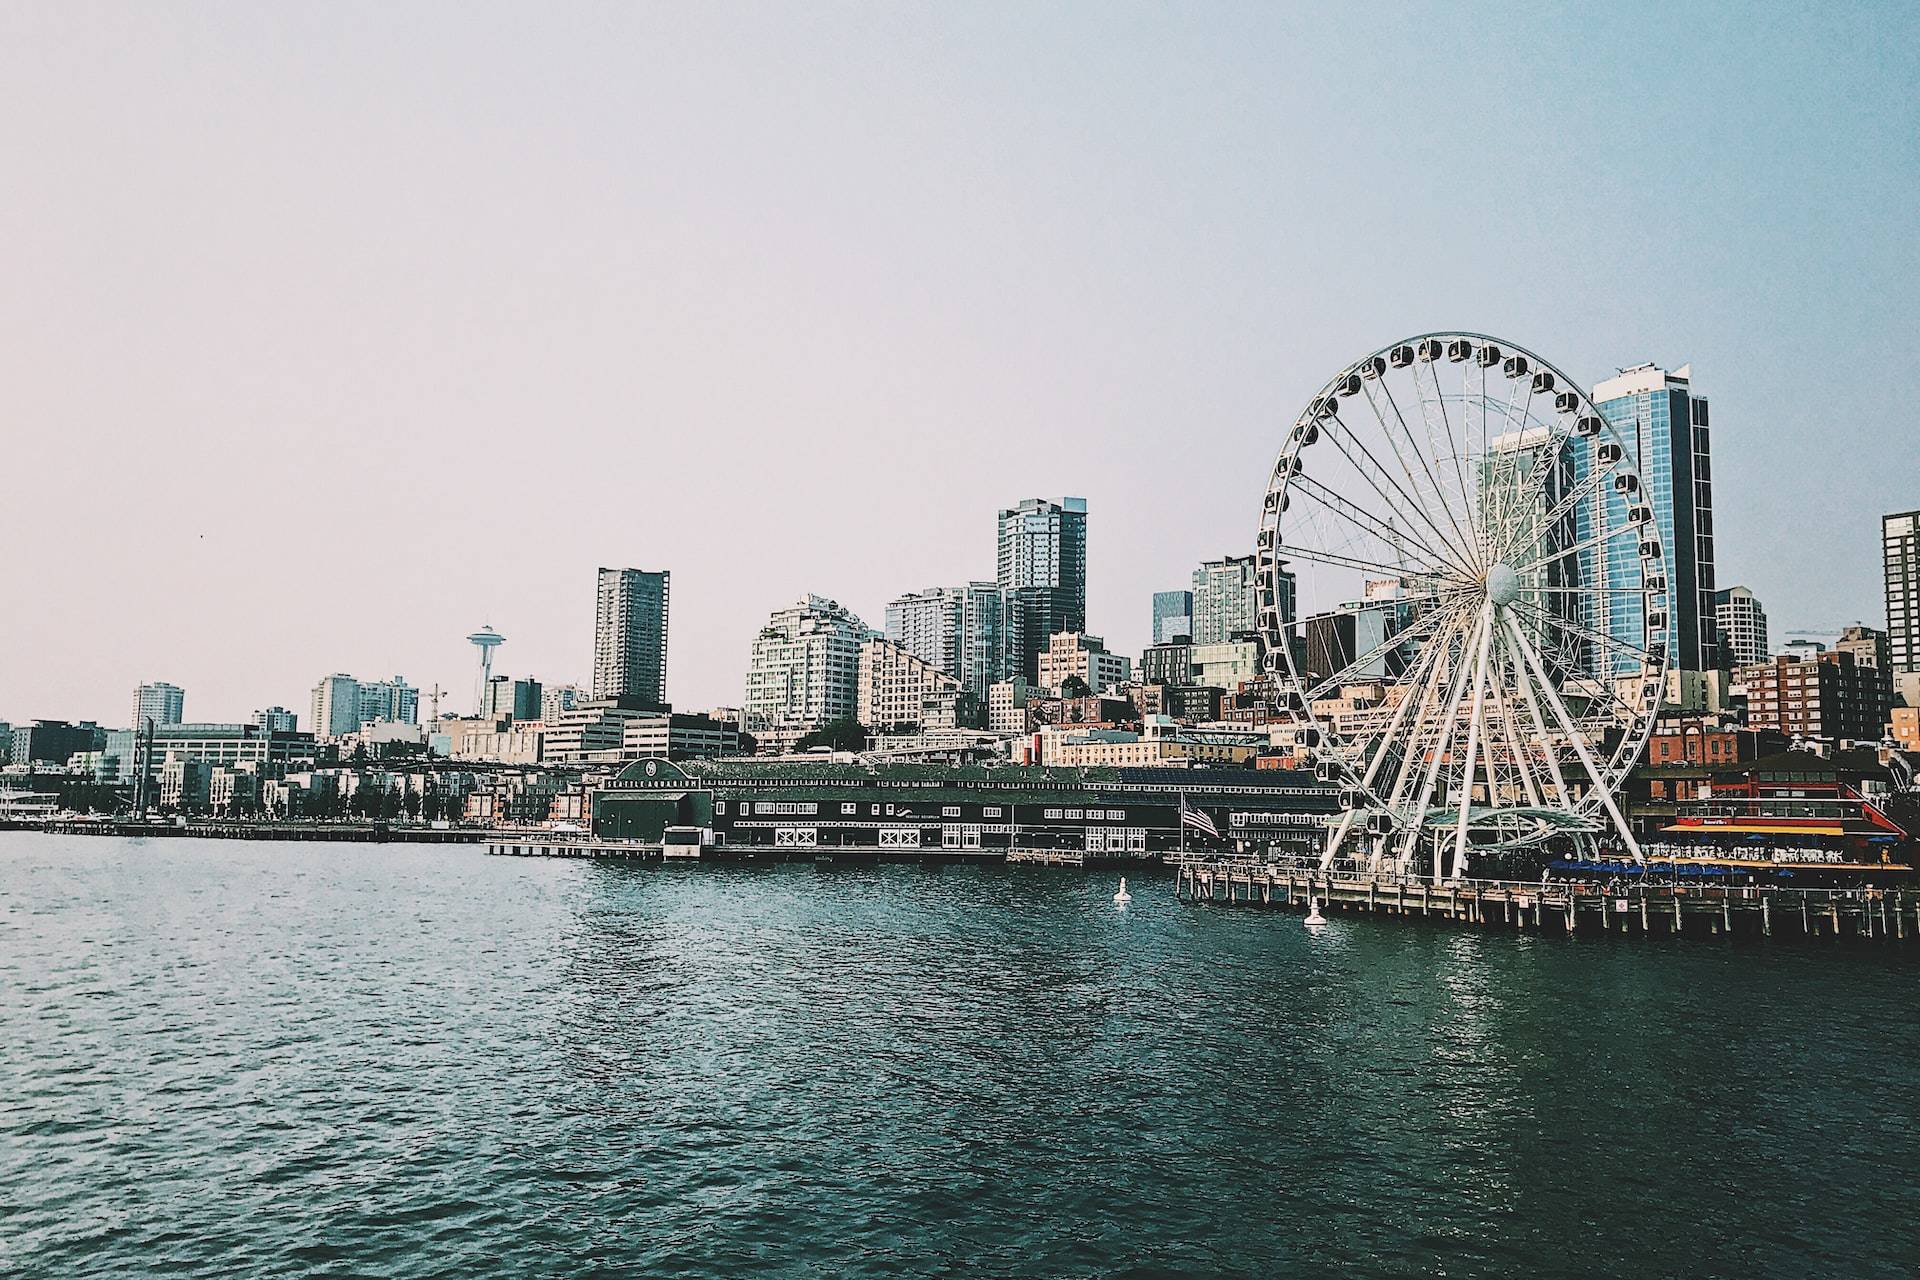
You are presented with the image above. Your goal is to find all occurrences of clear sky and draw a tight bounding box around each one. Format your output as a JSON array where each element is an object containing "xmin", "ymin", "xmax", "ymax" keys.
[{"xmin": 3, "ymin": 2, "xmax": 1916, "ymax": 726}]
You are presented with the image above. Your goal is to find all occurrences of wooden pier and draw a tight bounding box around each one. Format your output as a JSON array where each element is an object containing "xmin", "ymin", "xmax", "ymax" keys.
[{"xmin": 1174, "ymin": 860, "xmax": 1920, "ymax": 943}]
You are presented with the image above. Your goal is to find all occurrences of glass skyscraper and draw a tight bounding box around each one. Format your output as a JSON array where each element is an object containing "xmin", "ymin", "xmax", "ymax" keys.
[
  {"xmin": 594, "ymin": 568, "xmax": 671, "ymax": 704},
  {"xmin": 1590, "ymin": 363, "xmax": 1716, "ymax": 675},
  {"xmin": 884, "ymin": 582, "xmax": 1012, "ymax": 698},
  {"xmin": 996, "ymin": 497, "xmax": 1087, "ymax": 681}
]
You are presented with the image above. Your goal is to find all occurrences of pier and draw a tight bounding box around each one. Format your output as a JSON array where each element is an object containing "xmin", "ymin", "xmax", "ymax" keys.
[{"xmin": 1174, "ymin": 859, "xmax": 1919, "ymax": 943}]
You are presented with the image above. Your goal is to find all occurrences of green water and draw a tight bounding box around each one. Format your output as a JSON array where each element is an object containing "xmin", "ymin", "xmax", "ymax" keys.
[{"xmin": 3, "ymin": 835, "xmax": 1916, "ymax": 1277}]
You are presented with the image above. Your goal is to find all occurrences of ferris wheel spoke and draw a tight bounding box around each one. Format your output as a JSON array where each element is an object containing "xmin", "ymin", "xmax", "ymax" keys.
[
  {"xmin": 1318, "ymin": 411, "xmax": 1477, "ymax": 571},
  {"xmin": 1511, "ymin": 599, "xmax": 1657, "ymax": 666},
  {"xmin": 1271, "ymin": 542, "xmax": 1438, "ymax": 581},
  {"xmin": 1288, "ymin": 473, "xmax": 1472, "ymax": 580},
  {"xmin": 1508, "ymin": 449, "xmax": 1626, "ymax": 563},
  {"xmin": 1503, "ymin": 612, "xmax": 1645, "ymax": 860},
  {"xmin": 1379, "ymin": 608, "xmax": 1473, "ymax": 825},
  {"xmin": 1298, "ymin": 598, "xmax": 1465, "ymax": 704},
  {"xmin": 1350, "ymin": 379, "xmax": 1481, "ymax": 569},
  {"xmin": 1507, "ymin": 633, "xmax": 1575, "ymax": 810},
  {"xmin": 1412, "ymin": 358, "xmax": 1484, "ymax": 573},
  {"xmin": 1374, "ymin": 379, "xmax": 1481, "ymax": 566},
  {"xmin": 1489, "ymin": 647, "xmax": 1545, "ymax": 809},
  {"xmin": 1506, "ymin": 518, "xmax": 1644, "ymax": 578},
  {"xmin": 1450, "ymin": 605, "xmax": 1496, "ymax": 881}
]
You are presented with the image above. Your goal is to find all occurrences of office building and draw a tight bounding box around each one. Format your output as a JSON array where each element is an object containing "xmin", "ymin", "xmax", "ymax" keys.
[
  {"xmin": 1191, "ymin": 556, "xmax": 1268, "ymax": 645},
  {"xmin": 132, "ymin": 682, "xmax": 185, "ymax": 730},
  {"xmin": 997, "ymin": 497, "xmax": 1087, "ymax": 680},
  {"xmin": 8, "ymin": 720, "xmax": 106, "ymax": 767},
  {"xmin": 593, "ymin": 568, "xmax": 670, "ymax": 703},
  {"xmin": 481, "ymin": 676, "xmax": 543, "ymax": 722},
  {"xmin": 1152, "ymin": 590, "xmax": 1193, "ymax": 645},
  {"xmin": 1140, "ymin": 641, "xmax": 1194, "ymax": 687},
  {"xmin": 1884, "ymin": 511, "xmax": 1919, "ymax": 675},
  {"xmin": 1591, "ymin": 362, "xmax": 1717, "ymax": 674},
  {"xmin": 1737, "ymin": 651, "xmax": 1893, "ymax": 744},
  {"xmin": 744, "ymin": 595, "xmax": 869, "ymax": 745},
  {"xmin": 858, "ymin": 638, "xmax": 961, "ymax": 731},
  {"xmin": 253, "ymin": 706, "xmax": 297, "ymax": 734},
  {"xmin": 101, "ymin": 723, "xmax": 318, "ymax": 785},
  {"xmin": 619, "ymin": 713, "xmax": 744, "ymax": 762},
  {"xmin": 540, "ymin": 683, "xmax": 581, "ymax": 725},
  {"xmin": 1713, "ymin": 587, "xmax": 1769, "ymax": 668},
  {"xmin": 1190, "ymin": 640, "xmax": 1262, "ymax": 691}
]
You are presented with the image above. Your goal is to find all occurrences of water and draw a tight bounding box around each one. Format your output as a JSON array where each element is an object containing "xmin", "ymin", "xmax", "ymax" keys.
[{"xmin": 3, "ymin": 835, "xmax": 1918, "ymax": 1278}]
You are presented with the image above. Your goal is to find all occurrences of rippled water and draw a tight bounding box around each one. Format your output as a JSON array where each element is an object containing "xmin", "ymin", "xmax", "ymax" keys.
[{"xmin": 3, "ymin": 834, "xmax": 1918, "ymax": 1277}]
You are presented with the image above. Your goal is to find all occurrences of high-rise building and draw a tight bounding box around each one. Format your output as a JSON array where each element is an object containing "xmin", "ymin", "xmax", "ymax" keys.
[
  {"xmin": 1591, "ymin": 362, "xmax": 1717, "ymax": 674},
  {"xmin": 743, "ymin": 595, "xmax": 869, "ymax": 745},
  {"xmin": 252, "ymin": 706, "xmax": 297, "ymax": 734},
  {"xmin": 1191, "ymin": 555, "xmax": 1273, "ymax": 645},
  {"xmin": 593, "ymin": 568, "xmax": 670, "ymax": 704},
  {"xmin": 355, "ymin": 677, "xmax": 419, "ymax": 727},
  {"xmin": 997, "ymin": 497, "xmax": 1087, "ymax": 681},
  {"xmin": 1713, "ymin": 587, "xmax": 1769, "ymax": 668},
  {"xmin": 481, "ymin": 676, "xmax": 543, "ymax": 722},
  {"xmin": 1151, "ymin": 590, "xmax": 1193, "ymax": 645},
  {"xmin": 1886, "ymin": 510, "xmax": 1919, "ymax": 675},
  {"xmin": 311, "ymin": 674, "xmax": 362, "ymax": 739},
  {"xmin": 310, "ymin": 674, "xmax": 417, "ymax": 739},
  {"xmin": 132, "ymin": 682, "xmax": 185, "ymax": 730},
  {"xmin": 884, "ymin": 583, "xmax": 1013, "ymax": 698}
]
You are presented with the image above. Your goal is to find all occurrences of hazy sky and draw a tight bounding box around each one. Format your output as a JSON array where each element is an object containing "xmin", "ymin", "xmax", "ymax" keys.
[{"xmin": 4, "ymin": 2, "xmax": 1916, "ymax": 727}]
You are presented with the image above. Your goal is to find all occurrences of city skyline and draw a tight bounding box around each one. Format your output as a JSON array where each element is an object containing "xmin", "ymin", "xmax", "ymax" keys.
[{"xmin": 3, "ymin": 4, "xmax": 1915, "ymax": 724}]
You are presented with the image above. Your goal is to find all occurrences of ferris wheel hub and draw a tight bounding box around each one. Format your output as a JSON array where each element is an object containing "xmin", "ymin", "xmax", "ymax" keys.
[{"xmin": 1485, "ymin": 561, "xmax": 1521, "ymax": 607}]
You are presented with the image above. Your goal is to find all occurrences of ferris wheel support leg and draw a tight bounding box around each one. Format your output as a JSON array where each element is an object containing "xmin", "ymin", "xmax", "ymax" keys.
[
  {"xmin": 1504, "ymin": 613, "xmax": 1644, "ymax": 864},
  {"xmin": 1508, "ymin": 634, "xmax": 1574, "ymax": 810},
  {"xmin": 1323, "ymin": 621, "xmax": 1457, "ymax": 874},
  {"xmin": 1451, "ymin": 607, "xmax": 1494, "ymax": 884},
  {"xmin": 1491, "ymin": 641, "xmax": 1544, "ymax": 809},
  {"xmin": 1397, "ymin": 640, "xmax": 1473, "ymax": 880}
]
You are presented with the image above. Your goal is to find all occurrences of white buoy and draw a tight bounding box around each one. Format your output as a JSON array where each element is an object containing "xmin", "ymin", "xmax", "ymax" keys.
[
  {"xmin": 1304, "ymin": 896, "xmax": 1327, "ymax": 927},
  {"xmin": 1114, "ymin": 877, "xmax": 1132, "ymax": 906}
]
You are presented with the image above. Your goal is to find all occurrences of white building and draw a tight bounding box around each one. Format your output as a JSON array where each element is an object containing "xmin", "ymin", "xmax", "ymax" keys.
[
  {"xmin": 1037, "ymin": 632, "xmax": 1131, "ymax": 695},
  {"xmin": 1191, "ymin": 555, "xmax": 1268, "ymax": 645},
  {"xmin": 1713, "ymin": 586, "xmax": 1769, "ymax": 668},
  {"xmin": 858, "ymin": 639, "xmax": 961, "ymax": 731},
  {"xmin": 744, "ymin": 595, "xmax": 869, "ymax": 747}
]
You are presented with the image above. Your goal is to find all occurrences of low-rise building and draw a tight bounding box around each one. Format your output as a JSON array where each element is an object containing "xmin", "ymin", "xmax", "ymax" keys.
[
  {"xmin": 619, "ymin": 713, "xmax": 743, "ymax": 761},
  {"xmin": 1738, "ymin": 651, "xmax": 1893, "ymax": 744}
]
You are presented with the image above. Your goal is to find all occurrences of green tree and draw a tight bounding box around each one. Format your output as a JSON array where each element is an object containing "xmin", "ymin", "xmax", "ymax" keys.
[
  {"xmin": 1060, "ymin": 675, "xmax": 1092, "ymax": 699},
  {"xmin": 794, "ymin": 719, "xmax": 869, "ymax": 753}
]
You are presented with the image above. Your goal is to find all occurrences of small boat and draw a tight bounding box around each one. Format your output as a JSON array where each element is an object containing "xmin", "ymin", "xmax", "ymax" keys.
[
  {"xmin": 1304, "ymin": 897, "xmax": 1327, "ymax": 927},
  {"xmin": 1113, "ymin": 877, "xmax": 1133, "ymax": 906}
]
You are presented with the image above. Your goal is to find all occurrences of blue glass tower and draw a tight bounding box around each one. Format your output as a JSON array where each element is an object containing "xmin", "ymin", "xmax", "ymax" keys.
[{"xmin": 1589, "ymin": 363, "xmax": 1716, "ymax": 675}]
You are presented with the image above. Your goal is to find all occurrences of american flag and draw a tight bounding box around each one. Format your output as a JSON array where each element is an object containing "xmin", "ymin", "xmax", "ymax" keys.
[{"xmin": 1180, "ymin": 797, "xmax": 1219, "ymax": 839}]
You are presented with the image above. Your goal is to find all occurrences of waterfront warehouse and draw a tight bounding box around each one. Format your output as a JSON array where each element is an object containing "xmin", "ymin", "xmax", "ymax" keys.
[{"xmin": 592, "ymin": 759, "xmax": 1339, "ymax": 857}]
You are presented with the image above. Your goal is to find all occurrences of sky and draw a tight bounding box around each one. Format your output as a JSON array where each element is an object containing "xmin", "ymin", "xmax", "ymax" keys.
[{"xmin": 3, "ymin": 1, "xmax": 1916, "ymax": 727}]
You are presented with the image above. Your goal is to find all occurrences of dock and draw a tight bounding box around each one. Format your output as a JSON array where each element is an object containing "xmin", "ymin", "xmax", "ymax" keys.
[{"xmin": 1174, "ymin": 860, "xmax": 1919, "ymax": 943}]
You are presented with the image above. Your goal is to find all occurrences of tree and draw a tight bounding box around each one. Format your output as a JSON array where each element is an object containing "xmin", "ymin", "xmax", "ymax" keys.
[
  {"xmin": 403, "ymin": 790, "xmax": 422, "ymax": 821},
  {"xmin": 794, "ymin": 719, "xmax": 869, "ymax": 753},
  {"xmin": 1060, "ymin": 675, "xmax": 1092, "ymax": 699}
]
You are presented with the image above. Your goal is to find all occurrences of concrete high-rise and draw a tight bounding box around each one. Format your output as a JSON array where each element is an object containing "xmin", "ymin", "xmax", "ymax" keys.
[
  {"xmin": 1713, "ymin": 586, "xmax": 1769, "ymax": 668},
  {"xmin": 252, "ymin": 706, "xmax": 297, "ymax": 734},
  {"xmin": 1887, "ymin": 510, "xmax": 1919, "ymax": 675},
  {"xmin": 311, "ymin": 674, "xmax": 362, "ymax": 739},
  {"xmin": 996, "ymin": 497, "xmax": 1087, "ymax": 681},
  {"xmin": 594, "ymin": 568, "xmax": 670, "ymax": 704},
  {"xmin": 744, "ymin": 595, "xmax": 868, "ymax": 747},
  {"xmin": 1591, "ymin": 363, "xmax": 1717, "ymax": 674},
  {"xmin": 132, "ymin": 682, "xmax": 185, "ymax": 730}
]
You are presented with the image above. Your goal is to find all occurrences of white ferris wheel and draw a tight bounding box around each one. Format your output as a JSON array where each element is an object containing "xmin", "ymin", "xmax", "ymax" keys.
[{"xmin": 1256, "ymin": 333, "xmax": 1670, "ymax": 882}]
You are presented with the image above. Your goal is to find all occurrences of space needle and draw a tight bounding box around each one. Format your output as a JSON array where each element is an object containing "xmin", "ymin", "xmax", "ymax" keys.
[{"xmin": 467, "ymin": 625, "xmax": 504, "ymax": 714}]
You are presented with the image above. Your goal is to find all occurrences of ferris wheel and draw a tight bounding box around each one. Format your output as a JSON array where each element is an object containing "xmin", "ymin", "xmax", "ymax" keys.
[{"xmin": 1256, "ymin": 333, "xmax": 1670, "ymax": 882}]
